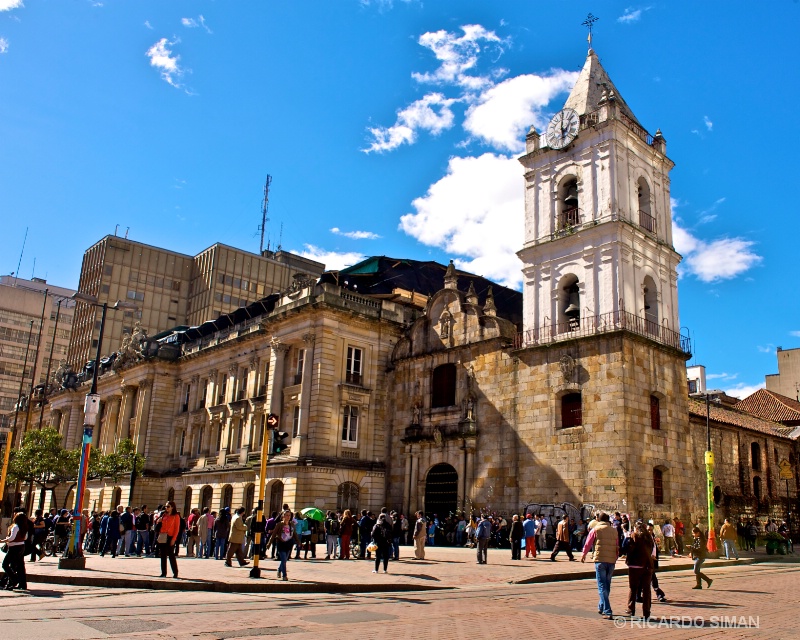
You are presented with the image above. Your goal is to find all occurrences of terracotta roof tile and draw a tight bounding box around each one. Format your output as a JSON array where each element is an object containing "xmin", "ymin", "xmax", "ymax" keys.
[
  {"xmin": 733, "ymin": 388, "xmax": 800, "ymax": 425},
  {"xmin": 688, "ymin": 397, "xmax": 795, "ymax": 439}
]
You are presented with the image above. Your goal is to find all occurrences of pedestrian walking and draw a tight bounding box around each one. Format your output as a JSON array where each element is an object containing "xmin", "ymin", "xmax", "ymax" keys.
[
  {"xmin": 186, "ymin": 508, "xmax": 201, "ymax": 557},
  {"xmin": 538, "ymin": 515, "xmax": 548, "ymax": 552},
  {"xmin": 475, "ymin": 514, "xmax": 491, "ymax": 564},
  {"xmin": 690, "ymin": 526, "xmax": 713, "ymax": 589},
  {"xmin": 100, "ymin": 510, "xmax": 120, "ymax": 557},
  {"xmin": 324, "ymin": 510, "xmax": 339, "ymax": 559},
  {"xmin": 662, "ymin": 519, "xmax": 677, "ymax": 556},
  {"xmin": 30, "ymin": 509, "xmax": 47, "ymax": 561},
  {"xmin": 510, "ymin": 514, "xmax": 524, "ymax": 560},
  {"xmin": 267, "ymin": 510, "xmax": 299, "ymax": 581},
  {"xmin": 371, "ymin": 513, "xmax": 392, "ymax": 573},
  {"xmin": 643, "ymin": 523, "xmax": 667, "ymax": 603},
  {"xmin": 522, "ymin": 513, "xmax": 537, "ymax": 558},
  {"xmin": 1, "ymin": 512, "xmax": 29, "ymax": 591},
  {"xmin": 157, "ymin": 501, "xmax": 181, "ymax": 579},
  {"xmin": 720, "ymin": 518, "xmax": 740, "ymax": 560},
  {"xmin": 550, "ymin": 514, "xmax": 575, "ymax": 561},
  {"xmin": 412, "ymin": 510, "xmax": 427, "ymax": 560},
  {"xmin": 391, "ymin": 511, "xmax": 402, "ymax": 560},
  {"xmin": 625, "ymin": 521, "xmax": 654, "ymax": 619},
  {"xmin": 746, "ymin": 520, "xmax": 758, "ymax": 551},
  {"xmin": 581, "ymin": 511, "xmax": 619, "ymax": 620},
  {"xmin": 224, "ymin": 507, "xmax": 250, "ymax": 567},
  {"xmin": 197, "ymin": 508, "xmax": 211, "ymax": 558},
  {"xmin": 673, "ymin": 516, "xmax": 685, "ymax": 554},
  {"xmin": 214, "ymin": 508, "xmax": 230, "ymax": 560}
]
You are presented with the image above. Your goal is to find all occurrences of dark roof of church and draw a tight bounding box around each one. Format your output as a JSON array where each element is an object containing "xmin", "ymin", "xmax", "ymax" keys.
[
  {"xmin": 319, "ymin": 256, "xmax": 523, "ymax": 327},
  {"xmin": 734, "ymin": 389, "xmax": 800, "ymax": 426},
  {"xmin": 688, "ymin": 398, "xmax": 796, "ymax": 439}
]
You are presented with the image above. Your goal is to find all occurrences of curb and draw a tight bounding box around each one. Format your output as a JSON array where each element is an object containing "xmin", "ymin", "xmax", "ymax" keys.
[{"xmin": 512, "ymin": 557, "xmax": 757, "ymax": 585}]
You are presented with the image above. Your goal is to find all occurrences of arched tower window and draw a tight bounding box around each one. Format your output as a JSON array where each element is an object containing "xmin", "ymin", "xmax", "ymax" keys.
[
  {"xmin": 558, "ymin": 177, "xmax": 580, "ymax": 229},
  {"xmin": 637, "ymin": 177, "xmax": 655, "ymax": 233},
  {"xmin": 431, "ymin": 364, "xmax": 457, "ymax": 408},
  {"xmin": 642, "ymin": 276, "xmax": 659, "ymax": 336},
  {"xmin": 558, "ymin": 274, "xmax": 581, "ymax": 333}
]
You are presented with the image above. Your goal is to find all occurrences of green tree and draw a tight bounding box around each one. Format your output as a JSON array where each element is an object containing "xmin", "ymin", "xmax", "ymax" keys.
[{"xmin": 101, "ymin": 438, "xmax": 145, "ymax": 482}]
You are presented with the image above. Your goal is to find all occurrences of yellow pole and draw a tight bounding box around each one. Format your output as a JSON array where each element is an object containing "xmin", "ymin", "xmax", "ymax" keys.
[
  {"xmin": 0, "ymin": 423, "xmax": 14, "ymax": 503},
  {"xmin": 249, "ymin": 418, "xmax": 272, "ymax": 578}
]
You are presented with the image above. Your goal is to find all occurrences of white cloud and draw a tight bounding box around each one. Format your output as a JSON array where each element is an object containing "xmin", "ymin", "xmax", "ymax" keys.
[
  {"xmin": 790, "ymin": 331, "xmax": 800, "ymax": 338},
  {"xmin": 0, "ymin": 37, "xmax": 8, "ymax": 54},
  {"xmin": 463, "ymin": 71, "xmax": 578, "ymax": 152},
  {"xmin": 671, "ymin": 198, "xmax": 761, "ymax": 282},
  {"xmin": 296, "ymin": 245, "xmax": 365, "ymax": 272},
  {"xmin": 706, "ymin": 372, "xmax": 738, "ymax": 381},
  {"xmin": 182, "ymin": 15, "xmax": 212, "ymax": 33},
  {"xmin": 722, "ymin": 381, "xmax": 765, "ymax": 401},
  {"xmin": 146, "ymin": 38, "xmax": 185, "ymax": 89},
  {"xmin": 144, "ymin": 20, "xmax": 153, "ymax": 30},
  {"xmin": 757, "ymin": 344, "xmax": 775, "ymax": 354},
  {"xmin": 399, "ymin": 153, "xmax": 523, "ymax": 287},
  {"xmin": 412, "ymin": 24, "xmax": 505, "ymax": 90},
  {"xmin": 0, "ymin": 0, "xmax": 23, "ymax": 10},
  {"xmin": 330, "ymin": 228, "xmax": 381, "ymax": 240},
  {"xmin": 364, "ymin": 93, "xmax": 457, "ymax": 153},
  {"xmin": 618, "ymin": 7, "xmax": 652, "ymax": 23},
  {"xmin": 704, "ymin": 115, "xmax": 713, "ymax": 131}
]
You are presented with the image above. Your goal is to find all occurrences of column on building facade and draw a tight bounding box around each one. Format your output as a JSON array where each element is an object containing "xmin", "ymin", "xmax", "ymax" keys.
[
  {"xmin": 403, "ymin": 446, "xmax": 413, "ymax": 517},
  {"xmin": 102, "ymin": 396, "xmax": 121, "ymax": 453},
  {"xmin": 458, "ymin": 440, "xmax": 467, "ymax": 511},
  {"xmin": 189, "ymin": 375, "xmax": 200, "ymax": 411},
  {"xmin": 132, "ymin": 379, "xmax": 153, "ymax": 455},
  {"xmin": 409, "ymin": 446, "xmax": 419, "ymax": 514},
  {"xmin": 118, "ymin": 384, "xmax": 136, "ymax": 441},
  {"xmin": 292, "ymin": 333, "xmax": 316, "ymax": 457},
  {"xmin": 465, "ymin": 445, "xmax": 475, "ymax": 507},
  {"xmin": 267, "ymin": 340, "xmax": 289, "ymax": 422},
  {"xmin": 60, "ymin": 407, "xmax": 74, "ymax": 447},
  {"xmin": 207, "ymin": 370, "xmax": 218, "ymax": 408}
]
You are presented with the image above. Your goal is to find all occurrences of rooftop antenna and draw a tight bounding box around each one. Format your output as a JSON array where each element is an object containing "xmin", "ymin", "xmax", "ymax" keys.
[
  {"xmin": 125, "ymin": 227, "xmax": 129, "ymax": 239},
  {"xmin": 277, "ymin": 222, "xmax": 283, "ymax": 252},
  {"xmin": 582, "ymin": 13, "xmax": 599, "ymax": 50},
  {"xmin": 14, "ymin": 227, "xmax": 28, "ymax": 287},
  {"xmin": 114, "ymin": 224, "xmax": 119, "ymax": 236},
  {"xmin": 259, "ymin": 175, "xmax": 272, "ymax": 254},
  {"xmin": 31, "ymin": 257, "xmax": 36, "ymax": 279}
]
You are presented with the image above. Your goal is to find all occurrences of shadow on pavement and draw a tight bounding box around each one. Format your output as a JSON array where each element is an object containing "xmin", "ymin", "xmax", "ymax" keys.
[{"xmin": 390, "ymin": 573, "xmax": 441, "ymax": 581}]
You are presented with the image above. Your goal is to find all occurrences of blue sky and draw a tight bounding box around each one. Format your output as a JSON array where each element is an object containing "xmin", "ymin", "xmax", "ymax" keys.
[{"xmin": 0, "ymin": 1, "xmax": 797, "ymax": 399}]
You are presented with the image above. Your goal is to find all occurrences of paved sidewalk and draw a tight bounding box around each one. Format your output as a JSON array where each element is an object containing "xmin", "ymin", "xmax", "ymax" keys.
[{"xmin": 3, "ymin": 544, "xmax": 788, "ymax": 593}]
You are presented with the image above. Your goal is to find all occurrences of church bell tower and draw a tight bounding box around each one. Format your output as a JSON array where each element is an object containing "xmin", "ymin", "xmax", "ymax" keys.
[{"xmin": 518, "ymin": 48, "xmax": 681, "ymax": 345}]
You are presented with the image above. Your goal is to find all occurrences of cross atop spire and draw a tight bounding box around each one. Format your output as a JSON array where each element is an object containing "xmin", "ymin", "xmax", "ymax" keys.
[{"xmin": 582, "ymin": 13, "xmax": 599, "ymax": 51}]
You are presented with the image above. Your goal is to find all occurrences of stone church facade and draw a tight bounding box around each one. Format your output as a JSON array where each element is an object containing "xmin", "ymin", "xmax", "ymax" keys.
[{"xmin": 34, "ymin": 48, "xmax": 797, "ymax": 527}]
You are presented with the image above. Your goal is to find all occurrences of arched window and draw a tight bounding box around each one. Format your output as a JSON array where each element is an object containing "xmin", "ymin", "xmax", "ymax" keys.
[
  {"xmin": 183, "ymin": 487, "xmax": 192, "ymax": 517},
  {"xmin": 269, "ymin": 481, "xmax": 284, "ymax": 516},
  {"xmin": 431, "ymin": 364, "xmax": 457, "ymax": 408},
  {"xmin": 653, "ymin": 468, "xmax": 664, "ymax": 504},
  {"xmin": 337, "ymin": 481, "xmax": 360, "ymax": 513},
  {"xmin": 201, "ymin": 485, "xmax": 213, "ymax": 509},
  {"xmin": 650, "ymin": 395, "xmax": 661, "ymax": 430},
  {"xmin": 561, "ymin": 392, "xmax": 582, "ymax": 428},
  {"xmin": 753, "ymin": 476, "xmax": 762, "ymax": 501},
  {"xmin": 244, "ymin": 484, "xmax": 255, "ymax": 514},
  {"xmin": 642, "ymin": 276, "xmax": 659, "ymax": 336},
  {"xmin": 637, "ymin": 177, "xmax": 655, "ymax": 233},
  {"xmin": 166, "ymin": 487, "xmax": 175, "ymax": 505},
  {"xmin": 221, "ymin": 484, "xmax": 233, "ymax": 509},
  {"xmin": 111, "ymin": 487, "xmax": 122, "ymax": 509},
  {"xmin": 558, "ymin": 176, "xmax": 580, "ymax": 228},
  {"xmin": 558, "ymin": 274, "xmax": 581, "ymax": 333},
  {"xmin": 751, "ymin": 442, "xmax": 761, "ymax": 471}
]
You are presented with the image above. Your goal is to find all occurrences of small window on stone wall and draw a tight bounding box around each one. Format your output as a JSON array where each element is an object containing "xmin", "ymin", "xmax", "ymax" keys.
[
  {"xmin": 432, "ymin": 364, "xmax": 457, "ymax": 408},
  {"xmin": 751, "ymin": 442, "xmax": 761, "ymax": 471},
  {"xmin": 561, "ymin": 392, "xmax": 582, "ymax": 428},
  {"xmin": 650, "ymin": 395, "xmax": 660, "ymax": 430},
  {"xmin": 653, "ymin": 468, "xmax": 664, "ymax": 504}
]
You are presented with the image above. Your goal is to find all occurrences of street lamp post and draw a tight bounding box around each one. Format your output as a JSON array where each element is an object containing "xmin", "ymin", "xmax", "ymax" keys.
[{"xmin": 59, "ymin": 294, "xmax": 136, "ymax": 570}]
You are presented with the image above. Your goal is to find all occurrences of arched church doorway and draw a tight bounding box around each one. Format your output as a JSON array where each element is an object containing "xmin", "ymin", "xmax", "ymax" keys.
[{"xmin": 424, "ymin": 463, "xmax": 458, "ymax": 519}]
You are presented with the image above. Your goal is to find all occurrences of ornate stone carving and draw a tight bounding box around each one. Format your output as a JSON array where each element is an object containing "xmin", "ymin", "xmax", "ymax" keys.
[{"xmin": 559, "ymin": 355, "xmax": 576, "ymax": 382}]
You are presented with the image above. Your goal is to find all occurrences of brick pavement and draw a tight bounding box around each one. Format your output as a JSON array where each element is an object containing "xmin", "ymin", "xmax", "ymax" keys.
[
  {"xmin": 2, "ymin": 543, "xmax": 782, "ymax": 592},
  {"xmin": 0, "ymin": 561, "xmax": 797, "ymax": 639}
]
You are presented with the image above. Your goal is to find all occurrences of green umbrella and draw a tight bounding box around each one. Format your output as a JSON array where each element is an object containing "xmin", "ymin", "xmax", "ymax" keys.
[{"xmin": 301, "ymin": 507, "xmax": 326, "ymax": 521}]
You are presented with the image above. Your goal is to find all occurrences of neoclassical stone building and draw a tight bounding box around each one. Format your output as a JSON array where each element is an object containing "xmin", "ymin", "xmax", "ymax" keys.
[{"xmin": 35, "ymin": 48, "xmax": 797, "ymax": 527}]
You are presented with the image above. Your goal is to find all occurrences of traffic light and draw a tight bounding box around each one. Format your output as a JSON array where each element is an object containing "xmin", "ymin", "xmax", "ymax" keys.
[{"xmin": 272, "ymin": 430, "xmax": 289, "ymax": 455}]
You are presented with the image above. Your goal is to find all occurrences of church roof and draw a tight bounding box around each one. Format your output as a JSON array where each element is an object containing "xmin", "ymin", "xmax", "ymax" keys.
[
  {"xmin": 320, "ymin": 256, "xmax": 523, "ymax": 327},
  {"xmin": 688, "ymin": 397, "xmax": 796, "ymax": 439},
  {"xmin": 734, "ymin": 388, "xmax": 800, "ymax": 426},
  {"xmin": 564, "ymin": 49, "xmax": 642, "ymax": 127}
]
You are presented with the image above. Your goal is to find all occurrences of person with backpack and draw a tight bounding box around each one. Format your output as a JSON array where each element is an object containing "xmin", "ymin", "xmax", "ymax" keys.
[
  {"xmin": 475, "ymin": 514, "xmax": 492, "ymax": 564},
  {"xmin": 371, "ymin": 513, "xmax": 393, "ymax": 573},
  {"xmin": 324, "ymin": 510, "xmax": 340, "ymax": 559}
]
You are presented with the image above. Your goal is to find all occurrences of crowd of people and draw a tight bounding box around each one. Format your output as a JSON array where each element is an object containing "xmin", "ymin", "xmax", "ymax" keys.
[{"xmin": 0, "ymin": 501, "xmax": 793, "ymax": 595}]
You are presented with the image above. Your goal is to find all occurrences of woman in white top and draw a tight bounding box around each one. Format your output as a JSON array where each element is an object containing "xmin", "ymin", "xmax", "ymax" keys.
[{"xmin": 1, "ymin": 512, "xmax": 29, "ymax": 590}]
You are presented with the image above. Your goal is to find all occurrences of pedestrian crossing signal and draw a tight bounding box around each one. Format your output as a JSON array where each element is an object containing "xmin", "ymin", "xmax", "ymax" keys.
[{"xmin": 272, "ymin": 430, "xmax": 289, "ymax": 454}]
